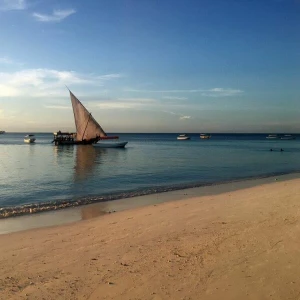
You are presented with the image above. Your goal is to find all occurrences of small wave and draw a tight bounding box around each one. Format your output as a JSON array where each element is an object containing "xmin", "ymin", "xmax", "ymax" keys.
[{"xmin": 1, "ymin": 170, "xmax": 299, "ymax": 219}]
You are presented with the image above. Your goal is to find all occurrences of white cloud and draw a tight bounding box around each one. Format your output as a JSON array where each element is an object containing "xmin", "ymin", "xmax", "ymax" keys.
[
  {"xmin": 32, "ymin": 9, "xmax": 76, "ymax": 22},
  {"xmin": 162, "ymin": 96, "xmax": 188, "ymax": 100},
  {"xmin": 96, "ymin": 102, "xmax": 133, "ymax": 109},
  {"xmin": 96, "ymin": 98, "xmax": 157, "ymax": 109},
  {"xmin": 45, "ymin": 105, "xmax": 71, "ymax": 110},
  {"xmin": 99, "ymin": 74, "xmax": 122, "ymax": 80},
  {"xmin": 162, "ymin": 110, "xmax": 179, "ymax": 115},
  {"xmin": 117, "ymin": 97, "xmax": 156, "ymax": 103},
  {"xmin": 125, "ymin": 88, "xmax": 203, "ymax": 93},
  {"xmin": 126, "ymin": 87, "xmax": 243, "ymax": 97},
  {"xmin": 0, "ymin": 57, "xmax": 14, "ymax": 64},
  {"xmin": 0, "ymin": 69, "xmax": 122, "ymax": 97},
  {"xmin": 201, "ymin": 88, "xmax": 243, "ymax": 97},
  {"xmin": 0, "ymin": 56, "xmax": 23, "ymax": 66},
  {"xmin": 166, "ymin": 111, "xmax": 177, "ymax": 115},
  {"xmin": 162, "ymin": 110, "xmax": 193, "ymax": 120},
  {"xmin": 94, "ymin": 99, "xmax": 194, "ymax": 122},
  {"xmin": 0, "ymin": 0, "xmax": 26, "ymax": 11},
  {"xmin": 179, "ymin": 115, "xmax": 192, "ymax": 120}
]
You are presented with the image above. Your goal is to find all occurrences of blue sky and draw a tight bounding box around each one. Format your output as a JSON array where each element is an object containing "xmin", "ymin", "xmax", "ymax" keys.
[{"xmin": 0, "ymin": 0, "xmax": 299, "ymax": 133}]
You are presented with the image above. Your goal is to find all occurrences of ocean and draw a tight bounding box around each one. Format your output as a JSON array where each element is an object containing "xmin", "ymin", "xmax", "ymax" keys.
[{"xmin": 1, "ymin": 133, "xmax": 300, "ymax": 214}]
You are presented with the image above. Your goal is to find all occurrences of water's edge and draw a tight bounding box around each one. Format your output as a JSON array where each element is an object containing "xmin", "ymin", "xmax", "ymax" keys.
[{"xmin": 1, "ymin": 170, "xmax": 299, "ymax": 219}]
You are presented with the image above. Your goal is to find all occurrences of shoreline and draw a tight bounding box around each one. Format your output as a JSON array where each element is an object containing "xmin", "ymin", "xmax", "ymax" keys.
[
  {"xmin": 1, "ymin": 170, "xmax": 299, "ymax": 220},
  {"xmin": 1, "ymin": 175, "xmax": 300, "ymax": 299},
  {"xmin": 0, "ymin": 171, "xmax": 298, "ymax": 235}
]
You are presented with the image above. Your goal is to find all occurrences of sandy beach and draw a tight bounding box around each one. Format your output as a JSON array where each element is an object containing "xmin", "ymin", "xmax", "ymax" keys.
[{"xmin": 1, "ymin": 176, "xmax": 300, "ymax": 300}]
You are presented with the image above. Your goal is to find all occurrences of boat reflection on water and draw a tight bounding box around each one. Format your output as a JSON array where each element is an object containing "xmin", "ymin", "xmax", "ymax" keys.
[
  {"xmin": 74, "ymin": 145, "xmax": 98, "ymax": 181},
  {"xmin": 75, "ymin": 147, "xmax": 128, "ymax": 220},
  {"xmin": 53, "ymin": 144, "xmax": 75, "ymax": 164},
  {"xmin": 53, "ymin": 144, "xmax": 127, "ymax": 182},
  {"xmin": 80, "ymin": 204, "xmax": 107, "ymax": 220},
  {"xmin": 52, "ymin": 144, "xmax": 128, "ymax": 218},
  {"xmin": 74, "ymin": 146, "xmax": 127, "ymax": 180}
]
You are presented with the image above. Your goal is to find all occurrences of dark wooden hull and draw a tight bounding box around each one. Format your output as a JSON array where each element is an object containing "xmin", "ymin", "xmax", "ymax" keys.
[{"xmin": 53, "ymin": 138, "xmax": 98, "ymax": 146}]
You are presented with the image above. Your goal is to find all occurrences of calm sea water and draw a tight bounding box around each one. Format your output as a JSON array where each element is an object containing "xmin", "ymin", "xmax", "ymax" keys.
[{"xmin": 1, "ymin": 133, "xmax": 300, "ymax": 209}]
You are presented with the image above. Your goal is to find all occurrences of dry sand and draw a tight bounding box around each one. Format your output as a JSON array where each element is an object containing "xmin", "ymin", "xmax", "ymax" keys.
[{"xmin": 1, "ymin": 177, "xmax": 300, "ymax": 300}]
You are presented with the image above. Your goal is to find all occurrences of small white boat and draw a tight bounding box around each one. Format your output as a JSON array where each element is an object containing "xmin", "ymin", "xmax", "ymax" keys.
[
  {"xmin": 177, "ymin": 134, "xmax": 190, "ymax": 140},
  {"xmin": 281, "ymin": 135, "xmax": 296, "ymax": 140},
  {"xmin": 200, "ymin": 133, "xmax": 211, "ymax": 139},
  {"xmin": 24, "ymin": 134, "xmax": 36, "ymax": 143},
  {"xmin": 93, "ymin": 141, "xmax": 128, "ymax": 148},
  {"xmin": 266, "ymin": 134, "xmax": 279, "ymax": 139}
]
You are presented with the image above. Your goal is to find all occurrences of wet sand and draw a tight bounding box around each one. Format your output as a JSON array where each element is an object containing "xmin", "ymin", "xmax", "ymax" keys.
[
  {"xmin": 1, "ymin": 176, "xmax": 300, "ymax": 299},
  {"xmin": 0, "ymin": 172, "xmax": 298, "ymax": 235}
]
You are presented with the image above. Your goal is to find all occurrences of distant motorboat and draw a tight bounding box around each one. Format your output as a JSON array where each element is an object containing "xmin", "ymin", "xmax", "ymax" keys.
[
  {"xmin": 200, "ymin": 133, "xmax": 211, "ymax": 139},
  {"xmin": 24, "ymin": 134, "xmax": 36, "ymax": 143},
  {"xmin": 0, "ymin": 131, "xmax": 5, "ymax": 134},
  {"xmin": 93, "ymin": 141, "xmax": 128, "ymax": 148},
  {"xmin": 281, "ymin": 134, "xmax": 296, "ymax": 140},
  {"xmin": 266, "ymin": 134, "xmax": 279, "ymax": 139},
  {"xmin": 177, "ymin": 134, "xmax": 190, "ymax": 140}
]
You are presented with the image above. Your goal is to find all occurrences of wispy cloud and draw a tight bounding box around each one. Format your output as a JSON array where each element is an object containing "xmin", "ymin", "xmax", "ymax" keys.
[
  {"xmin": 0, "ymin": 57, "xmax": 14, "ymax": 64},
  {"xmin": 126, "ymin": 88, "xmax": 243, "ymax": 97},
  {"xmin": 32, "ymin": 9, "xmax": 76, "ymax": 22},
  {"xmin": 125, "ymin": 88, "xmax": 203, "ymax": 93},
  {"xmin": 0, "ymin": 56, "xmax": 24, "ymax": 66},
  {"xmin": 96, "ymin": 102, "xmax": 134, "ymax": 109},
  {"xmin": 201, "ymin": 88, "xmax": 243, "ymax": 97},
  {"xmin": 164, "ymin": 111, "xmax": 177, "ymax": 115},
  {"xmin": 94, "ymin": 99, "xmax": 193, "ymax": 122},
  {"xmin": 0, "ymin": 69, "xmax": 122, "ymax": 97},
  {"xmin": 99, "ymin": 74, "xmax": 122, "ymax": 80},
  {"xmin": 117, "ymin": 97, "xmax": 156, "ymax": 103},
  {"xmin": 95, "ymin": 98, "xmax": 157, "ymax": 109},
  {"xmin": 179, "ymin": 115, "xmax": 192, "ymax": 120},
  {"xmin": 93, "ymin": 96, "xmax": 195, "ymax": 121},
  {"xmin": 0, "ymin": 0, "xmax": 26, "ymax": 11},
  {"xmin": 162, "ymin": 110, "xmax": 193, "ymax": 120},
  {"xmin": 44, "ymin": 105, "xmax": 71, "ymax": 110},
  {"xmin": 162, "ymin": 96, "xmax": 188, "ymax": 100}
]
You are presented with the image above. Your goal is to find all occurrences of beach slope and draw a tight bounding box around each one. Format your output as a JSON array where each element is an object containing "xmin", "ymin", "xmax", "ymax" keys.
[{"xmin": 1, "ymin": 178, "xmax": 300, "ymax": 299}]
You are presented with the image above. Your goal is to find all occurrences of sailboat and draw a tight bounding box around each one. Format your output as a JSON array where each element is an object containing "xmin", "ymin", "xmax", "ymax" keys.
[{"xmin": 53, "ymin": 90, "xmax": 128, "ymax": 148}]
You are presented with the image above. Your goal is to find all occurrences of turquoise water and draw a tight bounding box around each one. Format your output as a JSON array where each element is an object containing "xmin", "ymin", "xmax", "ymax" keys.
[{"xmin": 1, "ymin": 133, "xmax": 300, "ymax": 210}]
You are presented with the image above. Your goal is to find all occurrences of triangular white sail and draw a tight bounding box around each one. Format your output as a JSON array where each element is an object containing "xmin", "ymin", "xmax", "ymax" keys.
[{"xmin": 69, "ymin": 91, "xmax": 107, "ymax": 141}]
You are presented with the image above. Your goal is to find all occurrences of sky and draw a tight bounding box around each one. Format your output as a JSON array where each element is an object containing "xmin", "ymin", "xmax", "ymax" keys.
[{"xmin": 0, "ymin": 0, "xmax": 299, "ymax": 133}]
